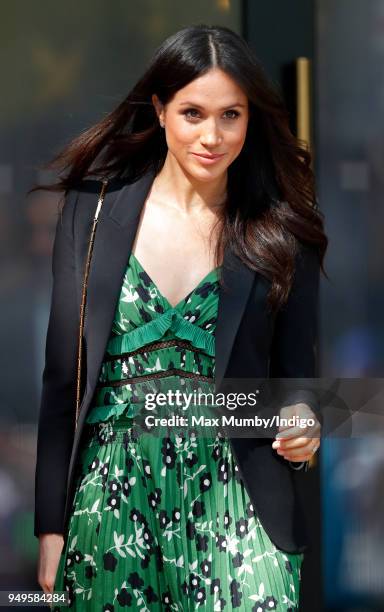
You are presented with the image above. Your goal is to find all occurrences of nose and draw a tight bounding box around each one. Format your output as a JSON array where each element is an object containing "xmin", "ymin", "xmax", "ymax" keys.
[{"xmin": 199, "ymin": 118, "xmax": 223, "ymax": 146}]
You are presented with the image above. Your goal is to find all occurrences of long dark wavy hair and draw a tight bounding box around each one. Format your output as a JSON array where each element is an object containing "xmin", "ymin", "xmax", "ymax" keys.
[{"xmin": 29, "ymin": 23, "xmax": 328, "ymax": 312}]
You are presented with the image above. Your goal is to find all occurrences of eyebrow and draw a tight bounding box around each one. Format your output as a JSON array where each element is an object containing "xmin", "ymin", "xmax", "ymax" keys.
[{"xmin": 178, "ymin": 101, "xmax": 247, "ymax": 109}]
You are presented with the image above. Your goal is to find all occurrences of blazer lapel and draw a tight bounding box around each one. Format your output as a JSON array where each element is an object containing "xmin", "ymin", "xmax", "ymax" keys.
[
  {"xmin": 84, "ymin": 170, "xmax": 158, "ymax": 395},
  {"xmin": 214, "ymin": 247, "xmax": 256, "ymax": 391},
  {"xmin": 82, "ymin": 167, "xmax": 256, "ymax": 423}
]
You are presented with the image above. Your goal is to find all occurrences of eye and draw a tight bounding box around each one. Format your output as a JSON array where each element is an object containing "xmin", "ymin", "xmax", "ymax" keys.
[
  {"xmin": 182, "ymin": 108, "xmax": 201, "ymax": 120},
  {"xmin": 182, "ymin": 108, "xmax": 240, "ymax": 121},
  {"xmin": 223, "ymin": 110, "xmax": 240, "ymax": 120}
]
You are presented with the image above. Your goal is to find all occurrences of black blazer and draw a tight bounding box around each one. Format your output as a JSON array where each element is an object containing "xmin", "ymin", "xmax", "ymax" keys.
[{"xmin": 34, "ymin": 166, "xmax": 321, "ymax": 554}]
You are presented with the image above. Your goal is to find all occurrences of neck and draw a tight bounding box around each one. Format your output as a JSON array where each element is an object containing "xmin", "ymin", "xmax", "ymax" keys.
[{"xmin": 152, "ymin": 153, "xmax": 227, "ymax": 215}]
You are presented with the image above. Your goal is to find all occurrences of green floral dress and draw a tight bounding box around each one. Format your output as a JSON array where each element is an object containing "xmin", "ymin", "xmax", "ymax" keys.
[{"xmin": 53, "ymin": 252, "xmax": 303, "ymax": 611}]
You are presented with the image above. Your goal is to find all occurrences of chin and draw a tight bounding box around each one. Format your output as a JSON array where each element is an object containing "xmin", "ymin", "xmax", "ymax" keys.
[{"xmin": 186, "ymin": 163, "xmax": 228, "ymax": 181}]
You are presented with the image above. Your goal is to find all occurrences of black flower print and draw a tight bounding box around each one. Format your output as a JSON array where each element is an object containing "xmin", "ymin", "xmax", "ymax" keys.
[
  {"xmin": 185, "ymin": 452, "xmax": 199, "ymax": 468},
  {"xmin": 161, "ymin": 437, "xmax": 176, "ymax": 468},
  {"xmin": 127, "ymin": 571, "xmax": 144, "ymax": 589},
  {"xmin": 200, "ymin": 471, "xmax": 212, "ymax": 492},
  {"xmin": 159, "ymin": 510, "xmax": 171, "ymax": 529},
  {"xmin": 65, "ymin": 550, "xmax": 83, "ymax": 568},
  {"xmin": 140, "ymin": 554, "xmax": 150, "ymax": 569},
  {"xmin": 143, "ymin": 584, "xmax": 159, "ymax": 604},
  {"xmin": 98, "ymin": 461, "xmax": 109, "ymax": 479},
  {"xmin": 246, "ymin": 500, "xmax": 255, "ymax": 517},
  {"xmin": 129, "ymin": 507, "xmax": 144, "ymax": 523},
  {"xmin": 161, "ymin": 589, "xmax": 174, "ymax": 607},
  {"xmin": 154, "ymin": 544, "xmax": 164, "ymax": 572},
  {"xmin": 172, "ymin": 507, "xmax": 181, "ymax": 522},
  {"xmin": 230, "ymin": 578, "xmax": 243, "ymax": 608},
  {"xmin": 181, "ymin": 580, "xmax": 189, "ymax": 595},
  {"xmin": 106, "ymin": 493, "xmax": 120, "ymax": 511},
  {"xmin": 142, "ymin": 526, "xmax": 154, "ymax": 546},
  {"xmin": 200, "ymin": 559, "xmax": 212, "ymax": 577},
  {"xmin": 218, "ymin": 457, "xmax": 232, "ymax": 483},
  {"xmin": 107, "ymin": 478, "xmax": 121, "ymax": 494},
  {"xmin": 232, "ymin": 552, "xmax": 244, "ymax": 568},
  {"xmin": 73, "ymin": 550, "xmax": 83, "ymax": 563},
  {"xmin": 137, "ymin": 268, "xmax": 152, "ymax": 287},
  {"xmin": 235, "ymin": 517, "xmax": 249, "ymax": 538},
  {"xmin": 84, "ymin": 565, "xmax": 96, "ymax": 579},
  {"xmin": 116, "ymin": 587, "xmax": 132, "ymax": 606},
  {"xmin": 154, "ymin": 302, "xmax": 165, "ymax": 314},
  {"xmin": 192, "ymin": 500, "xmax": 206, "ymax": 518},
  {"xmin": 148, "ymin": 487, "xmax": 162, "ymax": 509},
  {"xmin": 63, "ymin": 576, "xmax": 76, "ymax": 608},
  {"xmin": 183, "ymin": 308, "xmax": 201, "ymax": 324},
  {"xmin": 252, "ymin": 595, "xmax": 279, "ymax": 611},
  {"xmin": 210, "ymin": 577, "xmax": 222, "ymax": 595},
  {"xmin": 189, "ymin": 573, "xmax": 201, "ymax": 591},
  {"xmin": 186, "ymin": 519, "xmax": 196, "ymax": 540},
  {"xmin": 88, "ymin": 456, "xmax": 100, "ymax": 473},
  {"xmin": 196, "ymin": 533, "xmax": 209, "ymax": 552},
  {"xmin": 201, "ymin": 315, "xmax": 217, "ymax": 331},
  {"xmin": 223, "ymin": 509, "xmax": 232, "ymax": 529},
  {"xmin": 195, "ymin": 280, "xmax": 219, "ymax": 299},
  {"xmin": 264, "ymin": 595, "xmax": 278, "ymax": 609},
  {"xmin": 142, "ymin": 459, "xmax": 152, "ymax": 478},
  {"xmin": 121, "ymin": 476, "xmax": 132, "ymax": 497},
  {"xmin": 216, "ymin": 534, "xmax": 228, "ymax": 553},
  {"xmin": 103, "ymin": 552, "xmax": 118, "ymax": 572},
  {"xmin": 234, "ymin": 461, "xmax": 243, "ymax": 483},
  {"xmin": 211, "ymin": 443, "xmax": 223, "ymax": 461},
  {"xmin": 194, "ymin": 586, "xmax": 206, "ymax": 604}
]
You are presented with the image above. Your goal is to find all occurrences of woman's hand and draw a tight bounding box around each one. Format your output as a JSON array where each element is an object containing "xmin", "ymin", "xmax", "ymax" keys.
[
  {"xmin": 272, "ymin": 403, "xmax": 321, "ymax": 462},
  {"xmin": 37, "ymin": 533, "xmax": 64, "ymax": 595}
]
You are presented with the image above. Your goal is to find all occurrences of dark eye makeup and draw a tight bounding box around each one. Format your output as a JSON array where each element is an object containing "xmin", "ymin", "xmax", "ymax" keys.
[{"xmin": 182, "ymin": 108, "xmax": 240, "ymax": 120}]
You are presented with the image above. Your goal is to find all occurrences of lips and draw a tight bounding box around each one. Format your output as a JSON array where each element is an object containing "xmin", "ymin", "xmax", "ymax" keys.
[{"xmin": 192, "ymin": 153, "xmax": 225, "ymax": 159}]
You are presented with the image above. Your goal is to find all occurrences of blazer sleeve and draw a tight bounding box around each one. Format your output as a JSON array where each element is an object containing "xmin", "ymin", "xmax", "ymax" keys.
[
  {"xmin": 34, "ymin": 189, "xmax": 79, "ymax": 537},
  {"xmin": 269, "ymin": 242, "xmax": 322, "ymax": 471}
]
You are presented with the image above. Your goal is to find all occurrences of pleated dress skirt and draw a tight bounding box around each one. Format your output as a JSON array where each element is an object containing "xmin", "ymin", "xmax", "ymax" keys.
[{"xmin": 53, "ymin": 252, "xmax": 303, "ymax": 611}]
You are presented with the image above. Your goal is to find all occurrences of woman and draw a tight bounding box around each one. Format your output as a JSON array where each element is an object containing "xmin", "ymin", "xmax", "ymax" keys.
[{"xmin": 33, "ymin": 24, "xmax": 327, "ymax": 611}]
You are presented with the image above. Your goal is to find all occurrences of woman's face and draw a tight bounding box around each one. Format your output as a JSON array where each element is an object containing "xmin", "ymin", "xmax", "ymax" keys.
[{"xmin": 152, "ymin": 68, "xmax": 249, "ymax": 181}]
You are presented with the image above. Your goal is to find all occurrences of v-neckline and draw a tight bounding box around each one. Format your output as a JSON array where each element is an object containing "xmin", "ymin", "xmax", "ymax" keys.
[{"xmin": 130, "ymin": 251, "xmax": 221, "ymax": 310}]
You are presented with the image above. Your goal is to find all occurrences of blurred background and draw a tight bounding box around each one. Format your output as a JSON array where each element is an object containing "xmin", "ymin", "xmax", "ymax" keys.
[{"xmin": 1, "ymin": 1, "xmax": 383, "ymax": 610}]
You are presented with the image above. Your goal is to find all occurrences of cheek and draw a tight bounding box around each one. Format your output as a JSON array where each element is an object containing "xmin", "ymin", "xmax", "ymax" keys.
[
  {"xmin": 166, "ymin": 120, "xmax": 196, "ymax": 146},
  {"xmin": 226, "ymin": 126, "xmax": 248, "ymax": 154}
]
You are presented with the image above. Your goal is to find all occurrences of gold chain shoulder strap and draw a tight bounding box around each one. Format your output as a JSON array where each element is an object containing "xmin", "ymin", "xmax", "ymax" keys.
[{"xmin": 75, "ymin": 178, "xmax": 109, "ymax": 430}]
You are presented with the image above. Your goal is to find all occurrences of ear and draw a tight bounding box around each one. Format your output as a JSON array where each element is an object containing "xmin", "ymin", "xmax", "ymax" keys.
[{"xmin": 151, "ymin": 94, "xmax": 164, "ymax": 124}]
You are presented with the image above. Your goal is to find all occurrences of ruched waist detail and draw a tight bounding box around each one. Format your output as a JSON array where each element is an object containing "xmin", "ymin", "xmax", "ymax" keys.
[
  {"xmin": 105, "ymin": 308, "xmax": 215, "ymax": 358},
  {"xmin": 86, "ymin": 311, "xmax": 217, "ymax": 425}
]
